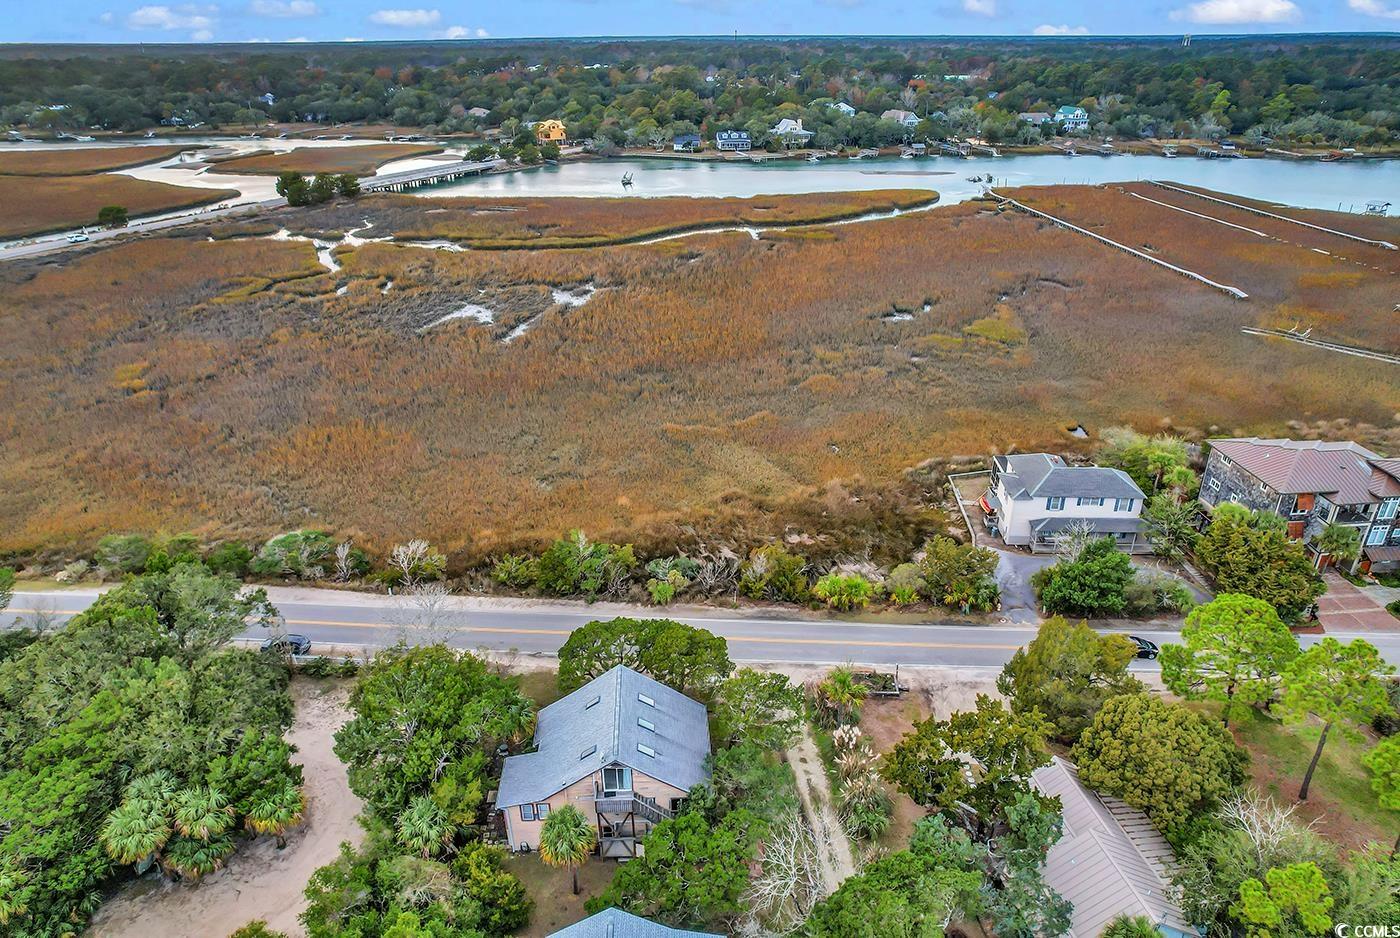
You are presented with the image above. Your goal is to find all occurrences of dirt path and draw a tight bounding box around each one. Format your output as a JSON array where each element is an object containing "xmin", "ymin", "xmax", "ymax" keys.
[
  {"xmin": 787, "ymin": 725, "xmax": 857, "ymax": 895},
  {"xmin": 88, "ymin": 678, "xmax": 363, "ymax": 938}
]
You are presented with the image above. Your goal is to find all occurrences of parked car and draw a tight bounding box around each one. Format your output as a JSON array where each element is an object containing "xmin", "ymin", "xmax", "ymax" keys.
[
  {"xmin": 262, "ymin": 633, "xmax": 312, "ymax": 655},
  {"xmin": 1128, "ymin": 635, "xmax": 1159, "ymax": 659}
]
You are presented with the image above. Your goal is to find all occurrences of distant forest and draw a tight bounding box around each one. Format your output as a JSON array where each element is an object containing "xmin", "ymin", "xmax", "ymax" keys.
[{"xmin": 2, "ymin": 35, "xmax": 1398, "ymax": 148}]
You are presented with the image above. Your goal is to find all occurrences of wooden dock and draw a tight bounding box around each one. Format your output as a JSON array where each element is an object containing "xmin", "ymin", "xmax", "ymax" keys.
[
  {"xmin": 1242, "ymin": 327, "xmax": 1400, "ymax": 364},
  {"xmin": 1148, "ymin": 181, "xmax": 1397, "ymax": 250}
]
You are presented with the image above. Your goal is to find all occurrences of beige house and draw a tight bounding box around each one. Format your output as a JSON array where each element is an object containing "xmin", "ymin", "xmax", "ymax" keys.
[{"xmin": 495, "ymin": 665, "xmax": 711, "ymax": 858}]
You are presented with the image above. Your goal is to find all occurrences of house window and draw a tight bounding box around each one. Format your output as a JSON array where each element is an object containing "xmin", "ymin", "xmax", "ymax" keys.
[
  {"xmin": 1077, "ymin": 497, "xmax": 1105, "ymax": 507},
  {"xmin": 580, "ymin": 745, "xmax": 597, "ymax": 760},
  {"xmin": 584, "ymin": 695, "xmax": 601, "ymax": 710},
  {"xmin": 638, "ymin": 743, "xmax": 657, "ymax": 758},
  {"xmin": 602, "ymin": 766, "xmax": 632, "ymax": 795},
  {"xmin": 1381, "ymin": 499, "xmax": 1399, "ymax": 522},
  {"xmin": 1391, "ymin": 526, "xmax": 1400, "ymax": 545},
  {"xmin": 534, "ymin": 803, "xmax": 550, "ymax": 819},
  {"xmin": 637, "ymin": 693, "xmax": 655, "ymax": 707},
  {"xmin": 1046, "ymin": 497, "xmax": 1065, "ymax": 511},
  {"xmin": 1114, "ymin": 498, "xmax": 1135, "ymax": 512},
  {"xmin": 638, "ymin": 718, "xmax": 655, "ymax": 732},
  {"xmin": 1367, "ymin": 526, "xmax": 1388, "ymax": 546},
  {"xmin": 520, "ymin": 804, "xmax": 536, "ymax": 822},
  {"xmin": 1206, "ymin": 475, "xmax": 1221, "ymax": 494}
]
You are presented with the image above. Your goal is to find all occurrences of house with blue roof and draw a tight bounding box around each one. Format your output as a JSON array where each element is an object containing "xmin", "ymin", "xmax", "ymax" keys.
[
  {"xmin": 548, "ymin": 908, "xmax": 721, "ymax": 938},
  {"xmin": 496, "ymin": 665, "xmax": 711, "ymax": 858}
]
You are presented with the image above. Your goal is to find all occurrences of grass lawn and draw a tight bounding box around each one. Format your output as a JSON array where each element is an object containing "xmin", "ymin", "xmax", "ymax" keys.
[
  {"xmin": 1231, "ymin": 706, "xmax": 1394, "ymax": 852},
  {"xmin": 513, "ymin": 667, "xmax": 565, "ymax": 709},
  {"xmin": 504, "ymin": 854, "xmax": 617, "ymax": 937}
]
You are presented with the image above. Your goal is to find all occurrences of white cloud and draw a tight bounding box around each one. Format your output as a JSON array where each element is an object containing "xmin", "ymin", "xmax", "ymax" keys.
[
  {"xmin": 1033, "ymin": 23, "xmax": 1088, "ymax": 34},
  {"xmin": 436, "ymin": 25, "xmax": 489, "ymax": 38},
  {"xmin": 99, "ymin": 11, "xmax": 115, "ymax": 23},
  {"xmin": 1349, "ymin": 0, "xmax": 1400, "ymax": 18},
  {"xmin": 369, "ymin": 7, "xmax": 440, "ymax": 26},
  {"xmin": 962, "ymin": 0, "xmax": 996, "ymax": 14},
  {"xmin": 1170, "ymin": 0, "xmax": 1298, "ymax": 24},
  {"xmin": 125, "ymin": 4, "xmax": 218, "ymax": 38},
  {"xmin": 250, "ymin": 0, "xmax": 319, "ymax": 16}
]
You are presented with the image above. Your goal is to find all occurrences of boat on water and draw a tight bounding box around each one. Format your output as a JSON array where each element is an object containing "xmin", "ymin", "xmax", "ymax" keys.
[
  {"xmin": 620, "ymin": 171, "xmax": 634, "ymax": 187},
  {"xmin": 807, "ymin": 154, "xmax": 822, "ymax": 162}
]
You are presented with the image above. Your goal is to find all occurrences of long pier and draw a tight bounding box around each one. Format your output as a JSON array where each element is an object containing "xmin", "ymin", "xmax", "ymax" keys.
[
  {"xmin": 1148, "ymin": 181, "xmax": 1398, "ymax": 250},
  {"xmin": 1241, "ymin": 328, "xmax": 1400, "ymax": 365},
  {"xmin": 362, "ymin": 158, "xmax": 504, "ymax": 193},
  {"xmin": 989, "ymin": 190, "xmax": 1250, "ymax": 299}
]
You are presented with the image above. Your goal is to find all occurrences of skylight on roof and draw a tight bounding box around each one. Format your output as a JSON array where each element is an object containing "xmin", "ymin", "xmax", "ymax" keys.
[
  {"xmin": 638, "ymin": 693, "xmax": 655, "ymax": 707},
  {"xmin": 637, "ymin": 743, "xmax": 656, "ymax": 757},
  {"xmin": 580, "ymin": 745, "xmax": 597, "ymax": 759},
  {"xmin": 638, "ymin": 717, "xmax": 655, "ymax": 732},
  {"xmin": 584, "ymin": 695, "xmax": 601, "ymax": 710}
]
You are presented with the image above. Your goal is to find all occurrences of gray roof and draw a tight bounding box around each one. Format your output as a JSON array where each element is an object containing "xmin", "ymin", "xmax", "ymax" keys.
[
  {"xmin": 1030, "ymin": 517, "xmax": 1147, "ymax": 535},
  {"xmin": 1209, "ymin": 437, "xmax": 1398, "ymax": 504},
  {"xmin": 994, "ymin": 453, "xmax": 1144, "ymax": 501},
  {"xmin": 497, "ymin": 666, "xmax": 711, "ymax": 807},
  {"xmin": 548, "ymin": 909, "xmax": 721, "ymax": 938},
  {"xmin": 1032, "ymin": 758, "xmax": 1192, "ymax": 938}
]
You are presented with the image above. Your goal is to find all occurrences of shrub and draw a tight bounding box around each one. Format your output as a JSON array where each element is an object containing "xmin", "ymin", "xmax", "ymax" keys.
[
  {"xmin": 250, "ymin": 530, "xmax": 336, "ymax": 580},
  {"xmin": 206, "ymin": 542, "xmax": 253, "ymax": 577},
  {"xmin": 813, "ymin": 572, "xmax": 877, "ymax": 611},
  {"xmin": 535, "ymin": 530, "xmax": 637, "ymax": 599},
  {"xmin": 886, "ymin": 562, "xmax": 924, "ymax": 605},
  {"xmin": 94, "ymin": 533, "xmax": 153, "ymax": 574},
  {"xmin": 490, "ymin": 553, "xmax": 538, "ymax": 589},
  {"xmin": 739, "ymin": 544, "xmax": 809, "ymax": 602},
  {"xmin": 918, "ymin": 536, "xmax": 1000, "ymax": 611},
  {"xmin": 1123, "ymin": 572, "xmax": 1196, "ymax": 618},
  {"xmin": 299, "ymin": 656, "xmax": 335, "ymax": 677},
  {"xmin": 1033, "ymin": 537, "xmax": 1134, "ymax": 618}
]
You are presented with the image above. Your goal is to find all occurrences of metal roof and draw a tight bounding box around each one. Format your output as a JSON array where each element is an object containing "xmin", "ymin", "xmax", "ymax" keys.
[
  {"xmin": 1030, "ymin": 517, "xmax": 1147, "ymax": 535},
  {"xmin": 548, "ymin": 909, "xmax": 721, "ymax": 938},
  {"xmin": 994, "ymin": 453, "xmax": 1145, "ymax": 501},
  {"xmin": 1209, "ymin": 438, "xmax": 1399, "ymax": 505},
  {"xmin": 496, "ymin": 666, "xmax": 711, "ymax": 808},
  {"xmin": 1032, "ymin": 758, "xmax": 1193, "ymax": 938}
]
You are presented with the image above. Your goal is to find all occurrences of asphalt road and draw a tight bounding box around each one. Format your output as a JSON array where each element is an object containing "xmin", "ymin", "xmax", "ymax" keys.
[
  {"xmin": 0, "ymin": 198, "xmax": 280, "ymax": 262},
  {"xmin": 8, "ymin": 587, "xmax": 1400, "ymax": 671}
]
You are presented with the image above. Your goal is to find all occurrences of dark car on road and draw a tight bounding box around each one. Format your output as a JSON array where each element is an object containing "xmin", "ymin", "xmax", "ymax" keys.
[
  {"xmin": 261, "ymin": 633, "xmax": 312, "ymax": 655},
  {"xmin": 1128, "ymin": 635, "xmax": 1159, "ymax": 659}
]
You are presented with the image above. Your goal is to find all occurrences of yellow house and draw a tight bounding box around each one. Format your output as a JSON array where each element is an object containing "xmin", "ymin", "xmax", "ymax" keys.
[
  {"xmin": 495, "ymin": 665, "xmax": 711, "ymax": 859},
  {"xmin": 534, "ymin": 119, "xmax": 567, "ymax": 143}
]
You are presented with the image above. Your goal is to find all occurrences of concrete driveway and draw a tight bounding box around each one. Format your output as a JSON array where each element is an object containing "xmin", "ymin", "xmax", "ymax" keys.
[{"xmin": 1318, "ymin": 572, "xmax": 1400, "ymax": 633}]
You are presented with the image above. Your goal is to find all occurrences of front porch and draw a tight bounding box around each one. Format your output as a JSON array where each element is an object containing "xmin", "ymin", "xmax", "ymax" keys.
[{"xmin": 1028, "ymin": 517, "xmax": 1153, "ymax": 554}]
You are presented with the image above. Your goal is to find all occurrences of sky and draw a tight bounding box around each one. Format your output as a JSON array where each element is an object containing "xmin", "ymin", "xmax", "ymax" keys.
[{"xmin": 5, "ymin": 0, "xmax": 1400, "ymax": 44}]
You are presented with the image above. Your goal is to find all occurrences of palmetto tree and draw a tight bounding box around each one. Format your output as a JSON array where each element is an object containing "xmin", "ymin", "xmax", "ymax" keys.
[
  {"xmin": 245, "ymin": 783, "xmax": 305, "ymax": 849},
  {"xmin": 0, "ymin": 865, "xmax": 29, "ymax": 926},
  {"xmin": 395, "ymin": 795, "xmax": 455, "ymax": 858},
  {"xmin": 539, "ymin": 804, "xmax": 597, "ymax": 896},
  {"xmin": 812, "ymin": 667, "xmax": 868, "ymax": 728},
  {"xmin": 172, "ymin": 786, "xmax": 234, "ymax": 842},
  {"xmin": 100, "ymin": 772, "xmax": 178, "ymax": 871},
  {"xmin": 160, "ymin": 835, "xmax": 236, "ymax": 882}
]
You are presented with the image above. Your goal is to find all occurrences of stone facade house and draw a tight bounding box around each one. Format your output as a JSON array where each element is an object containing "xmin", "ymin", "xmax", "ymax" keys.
[{"xmin": 1199, "ymin": 437, "xmax": 1400, "ymax": 573}]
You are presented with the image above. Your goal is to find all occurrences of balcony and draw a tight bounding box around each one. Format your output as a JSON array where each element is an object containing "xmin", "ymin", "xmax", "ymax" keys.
[{"xmin": 594, "ymin": 792, "xmax": 671, "ymax": 825}]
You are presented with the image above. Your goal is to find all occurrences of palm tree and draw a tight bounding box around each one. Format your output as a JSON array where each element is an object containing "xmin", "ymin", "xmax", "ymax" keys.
[
  {"xmin": 814, "ymin": 667, "xmax": 868, "ymax": 728},
  {"xmin": 100, "ymin": 798, "xmax": 173, "ymax": 870},
  {"xmin": 245, "ymin": 783, "xmax": 305, "ymax": 849},
  {"xmin": 395, "ymin": 795, "xmax": 454, "ymax": 858},
  {"xmin": 172, "ymin": 786, "xmax": 234, "ymax": 842},
  {"xmin": 0, "ymin": 865, "xmax": 29, "ymax": 926},
  {"xmin": 539, "ymin": 804, "xmax": 597, "ymax": 896},
  {"xmin": 160, "ymin": 835, "xmax": 235, "ymax": 882}
]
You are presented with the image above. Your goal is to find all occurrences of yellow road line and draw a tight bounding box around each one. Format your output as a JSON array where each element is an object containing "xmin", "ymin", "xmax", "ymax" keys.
[{"xmin": 15, "ymin": 609, "xmax": 1021, "ymax": 652}]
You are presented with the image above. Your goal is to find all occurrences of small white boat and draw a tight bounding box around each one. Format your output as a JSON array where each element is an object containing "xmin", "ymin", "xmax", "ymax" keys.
[{"xmin": 807, "ymin": 154, "xmax": 821, "ymax": 163}]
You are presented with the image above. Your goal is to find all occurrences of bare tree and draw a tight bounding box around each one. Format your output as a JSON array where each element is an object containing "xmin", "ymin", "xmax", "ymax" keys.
[
  {"xmin": 739, "ymin": 812, "xmax": 825, "ymax": 936},
  {"xmin": 387, "ymin": 539, "xmax": 444, "ymax": 589},
  {"xmin": 692, "ymin": 545, "xmax": 741, "ymax": 597},
  {"xmin": 1052, "ymin": 519, "xmax": 1099, "ymax": 563},
  {"xmin": 1217, "ymin": 791, "xmax": 1316, "ymax": 868},
  {"xmin": 390, "ymin": 581, "xmax": 458, "ymax": 646},
  {"xmin": 334, "ymin": 540, "xmax": 357, "ymax": 582}
]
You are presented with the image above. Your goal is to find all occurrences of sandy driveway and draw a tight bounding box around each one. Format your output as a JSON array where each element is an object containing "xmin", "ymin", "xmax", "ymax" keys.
[{"xmin": 89, "ymin": 678, "xmax": 363, "ymax": 938}]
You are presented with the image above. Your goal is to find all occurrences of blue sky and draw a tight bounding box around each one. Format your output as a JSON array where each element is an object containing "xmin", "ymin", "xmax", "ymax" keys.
[{"xmin": 7, "ymin": 0, "xmax": 1400, "ymax": 44}]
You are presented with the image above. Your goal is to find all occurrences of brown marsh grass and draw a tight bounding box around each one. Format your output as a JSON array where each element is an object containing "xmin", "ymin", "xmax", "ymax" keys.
[
  {"xmin": 209, "ymin": 144, "xmax": 444, "ymax": 176},
  {"xmin": 0, "ymin": 174, "xmax": 238, "ymax": 238},
  {"xmin": 0, "ymin": 145, "xmax": 194, "ymax": 176},
  {"xmin": 0, "ymin": 188, "xmax": 1396, "ymax": 561}
]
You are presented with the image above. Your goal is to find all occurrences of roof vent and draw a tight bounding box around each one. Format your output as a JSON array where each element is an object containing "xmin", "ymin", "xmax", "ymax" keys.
[
  {"xmin": 638, "ymin": 717, "xmax": 655, "ymax": 732},
  {"xmin": 638, "ymin": 743, "xmax": 657, "ymax": 757},
  {"xmin": 580, "ymin": 745, "xmax": 597, "ymax": 759},
  {"xmin": 638, "ymin": 693, "xmax": 655, "ymax": 707},
  {"xmin": 584, "ymin": 695, "xmax": 601, "ymax": 710}
]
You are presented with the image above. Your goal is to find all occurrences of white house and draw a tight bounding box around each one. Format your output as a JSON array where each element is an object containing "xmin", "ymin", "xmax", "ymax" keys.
[
  {"xmin": 715, "ymin": 129, "xmax": 751, "ymax": 151},
  {"xmin": 980, "ymin": 453, "xmax": 1149, "ymax": 553},
  {"xmin": 828, "ymin": 101, "xmax": 857, "ymax": 117},
  {"xmin": 880, "ymin": 109, "xmax": 921, "ymax": 128},
  {"xmin": 769, "ymin": 117, "xmax": 814, "ymax": 147},
  {"xmin": 1055, "ymin": 105, "xmax": 1090, "ymax": 132}
]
